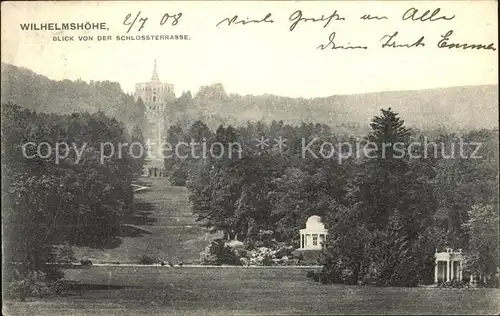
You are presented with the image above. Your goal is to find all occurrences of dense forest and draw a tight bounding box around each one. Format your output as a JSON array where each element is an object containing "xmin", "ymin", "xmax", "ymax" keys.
[
  {"xmin": 2, "ymin": 103, "xmax": 146, "ymax": 299},
  {"xmin": 165, "ymin": 109, "xmax": 499, "ymax": 287}
]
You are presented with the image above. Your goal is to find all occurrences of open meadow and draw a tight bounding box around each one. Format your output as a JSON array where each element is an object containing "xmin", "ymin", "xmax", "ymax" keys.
[{"xmin": 4, "ymin": 266, "xmax": 499, "ymax": 315}]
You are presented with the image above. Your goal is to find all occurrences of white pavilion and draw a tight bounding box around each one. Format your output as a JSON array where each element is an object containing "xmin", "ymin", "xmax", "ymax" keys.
[
  {"xmin": 434, "ymin": 247, "xmax": 465, "ymax": 283},
  {"xmin": 299, "ymin": 215, "xmax": 328, "ymax": 250}
]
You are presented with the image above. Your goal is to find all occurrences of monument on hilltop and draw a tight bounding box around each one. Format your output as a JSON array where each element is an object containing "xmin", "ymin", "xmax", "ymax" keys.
[{"xmin": 134, "ymin": 59, "xmax": 175, "ymax": 158}]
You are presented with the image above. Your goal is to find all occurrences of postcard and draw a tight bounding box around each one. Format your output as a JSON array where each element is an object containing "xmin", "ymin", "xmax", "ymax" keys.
[{"xmin": 1, "ymin": 1, "xmax": 498, "ymax": 315}]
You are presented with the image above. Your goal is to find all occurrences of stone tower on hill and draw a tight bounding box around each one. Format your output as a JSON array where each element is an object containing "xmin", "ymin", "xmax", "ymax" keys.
[{"xmin": 134, "ymin": 59, "xmax": 175, "ymax": 143}]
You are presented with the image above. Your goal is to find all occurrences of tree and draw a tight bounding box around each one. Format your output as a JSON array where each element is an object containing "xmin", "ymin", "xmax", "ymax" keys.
[
  {"xmin": 131, "ymin": 97, "xmax": 146, "ymax": 131},
  {"xmin": 130, "ymin": 125, "xmax": 146, "ymax": 175},
  {"xmin": 319, "ymin": 108, "xmax": 438, "ymax": 286},
  {"xmin": 164, "ymin": 121, "xmax": 211, "ymax": 186},
  {"xmin": 359, "ymin": 107, "xmax": 412, "ymax": 229},
  {"xmin": 462, "ymin": 204, "xmax": 499, "ymax": 286},
  {"xmin": 320, "ymin": 205, "xmax": 372, "ymax": 285},
  {"xmin": 433, "ymin": 130, "xmax": 499, "ymax": 249}
]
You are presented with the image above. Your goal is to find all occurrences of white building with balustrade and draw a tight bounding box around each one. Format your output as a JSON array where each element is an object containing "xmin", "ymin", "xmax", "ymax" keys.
[
  {"xmin": 434, "ymin": 248, "xmax": 464, "ymax": 283},
  {"xmin": 299, "ymin": 215, "xmax": 328, "ymax": 250}
]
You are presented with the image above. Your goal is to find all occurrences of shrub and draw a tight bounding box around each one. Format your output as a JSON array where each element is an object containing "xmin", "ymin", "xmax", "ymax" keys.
[
  {"xmin": 439, "ymin": 280, "xmax": 468, "ymax": 288},
  {"xmin": 7, "ymin": 270, "xmax": 52, "ymax": 301},
  {"xmin": 200, "ymin": 250, "xmax": 218, "ymax": 265},
  {"xmin": 80, "ymin": 258, "xmax": 93, "ymax": 266},
  {"xmin": 340, "ymin": 268, "xmax": 357, "ymax": 285},
  {"xmin": 490, "ymin": 274, "xmax": 499, "ymax": 288},
  {"xmin": 306, "ymin": 270, "xmax": 330, "ymax": 283},
  {"xmin": 137, "ymin": 255, "xmax": 157, "ymax": 265},
  {"xmin": 475, "ymin": 273, "xmax": 500, "ymax": 288},
  {"xmin": 235, "ymin": 248, "xmax": 247, "ymax": 258},
  {"xmin": 55, "ymin": 243, "xmax": 76, "ymax": 264},
  {"xmin": 169, "ymin": 166, "xmax": 187, "ymax": 186},
  {"xmin": 262, "ymin": 255, "xmax": 274, "ymax": 266},
  {"xmin": 219, "ymin": 246, "xmax": 242, "ymax": 265},
  {"xmin": 51, "ymin": 279, "xmax": 68, "ymax": 295},
  {"xmin": 200, "ymin": 239, "xmax": 242, "ymax": 265},
  {"xmin": 240, "ymin": 257, "xmax": 250, "ymax": 266},
  {"xmin": 306, "ymin": 270, "xmax": 316, "ymax": 279}
]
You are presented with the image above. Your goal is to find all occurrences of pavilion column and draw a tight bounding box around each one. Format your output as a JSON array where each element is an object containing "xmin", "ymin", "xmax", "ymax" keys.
[
  {"xmin": 460, "ymin": 260, "xmax": 464, "ymax": 281},
  {"xmin": 451, "ymin": 261, "xmax": 454, "ymax": 280},
  {"xmin": 443, "ymin": 260, "xmax": 450, "ymax": 282},
  {"xmin": 447, "ymin": 259, "xmax": 451, "ymax": 282},
  {"xmin": 434, "ymin": 261, "xmax": 439, "ymax": 283},
  {"xmin": 450, "ymin": 260, "xmax": 453, "ymax": 281},
  {"xmin": 457, "ymin": 262, "xmax": 460, "ymax": 280}
]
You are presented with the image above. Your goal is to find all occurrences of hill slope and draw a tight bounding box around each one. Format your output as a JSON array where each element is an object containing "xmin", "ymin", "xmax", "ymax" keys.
[
  {"xmin": 73, "ymin": 177, "xmax": 221, "ymax": 264},
  {"xmin": 2, "ymin": 63, "xmax": 497, "ymax": 133},
  {"xmin": 1, "ymin": 63, "xmax": 138, "ymax": 129},
  {"xmin": 190, "ymin": 84, "xmax": 499, "ymax": 131}
]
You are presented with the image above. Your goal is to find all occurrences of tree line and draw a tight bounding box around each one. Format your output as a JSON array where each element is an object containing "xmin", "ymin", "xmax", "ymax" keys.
[{"xmin": 165, "ymin": 108, "xmax": 498, "ymax": 287}]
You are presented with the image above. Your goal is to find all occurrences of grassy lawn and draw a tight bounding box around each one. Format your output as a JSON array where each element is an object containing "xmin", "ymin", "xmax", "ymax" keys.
[
  {"xmin": 4, "ymin": 266, "xmax": 499, "ymax": 315},
  {"xmin": 73, "ymin": 178, "xmax": 221, "ymax": 264}
]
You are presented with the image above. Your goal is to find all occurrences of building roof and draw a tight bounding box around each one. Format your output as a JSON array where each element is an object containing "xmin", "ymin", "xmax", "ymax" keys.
[
  {"xmin": 305, "ymin": 215, "xmax": 325, "ymax": 230},
  {"xmin": 151, "ymin": 59, "xmax": 159, "ymax": 82}
]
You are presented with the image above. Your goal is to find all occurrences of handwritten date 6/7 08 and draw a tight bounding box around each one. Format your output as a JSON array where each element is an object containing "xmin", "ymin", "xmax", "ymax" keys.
[{"xmin": 123, "ymin": 11, "xmax": 182, "ymax": 33}]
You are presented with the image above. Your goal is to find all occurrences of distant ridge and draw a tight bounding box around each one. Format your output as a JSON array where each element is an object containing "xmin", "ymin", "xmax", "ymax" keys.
[
  {"xmin": 1, "ymin": 63, "xmax": 136, "ymax": 128},
  {"xmin": 2, "ymin": 63, "xmax": 498, "ymax": 132},
  {"xmin": 191, "ymin": 83, "xmax": 498, "ymax": 131}
]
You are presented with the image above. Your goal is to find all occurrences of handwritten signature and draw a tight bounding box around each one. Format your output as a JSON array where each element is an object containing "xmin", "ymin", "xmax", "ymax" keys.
[{"xmin": 438, "ymin": 30, "xmax": 496, "ymax": 51}]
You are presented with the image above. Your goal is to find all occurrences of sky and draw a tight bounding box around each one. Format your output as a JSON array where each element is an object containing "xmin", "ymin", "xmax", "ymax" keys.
[{"xmin": 1, "ymin": 1, "xmax": 498, "ymax": 98}]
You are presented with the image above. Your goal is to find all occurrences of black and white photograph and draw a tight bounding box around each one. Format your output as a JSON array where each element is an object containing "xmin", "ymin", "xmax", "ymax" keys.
[{"xmin": 1, "ymin": 1, "xmax": 499, "ymax": 315}]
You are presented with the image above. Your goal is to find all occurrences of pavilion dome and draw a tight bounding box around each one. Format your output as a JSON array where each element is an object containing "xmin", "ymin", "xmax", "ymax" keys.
[{"xmin": 305, "ymin": 215, "xmax": 325, "ymax": 230}]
